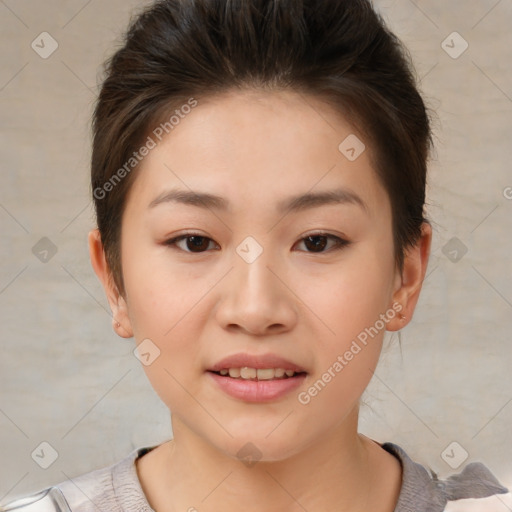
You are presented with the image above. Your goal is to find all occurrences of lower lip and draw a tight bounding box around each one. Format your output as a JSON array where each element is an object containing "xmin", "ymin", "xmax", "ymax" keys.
[{"xmin": 207, "ymin": 371, "xmax": 307, "ymax": 402}]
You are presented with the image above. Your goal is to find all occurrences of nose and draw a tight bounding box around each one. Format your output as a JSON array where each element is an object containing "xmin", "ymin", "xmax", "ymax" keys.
[{"xmin": 214, "ymin": 247, "xmax": 298, "ymax": 337}]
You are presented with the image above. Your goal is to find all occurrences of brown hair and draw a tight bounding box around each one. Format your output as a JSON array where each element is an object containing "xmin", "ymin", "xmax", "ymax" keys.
[{"xmin": 91, "ymin": 0, "xmax": 433, "ymax": 296}]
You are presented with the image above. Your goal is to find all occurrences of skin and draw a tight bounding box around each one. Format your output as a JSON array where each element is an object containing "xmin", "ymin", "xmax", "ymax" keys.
[{"xmin": 89, "ymin": 89, "xmax": 432, "ymax": 512}]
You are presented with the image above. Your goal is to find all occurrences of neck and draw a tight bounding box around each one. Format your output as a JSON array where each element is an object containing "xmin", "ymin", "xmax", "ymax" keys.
[{"xmin": 136, "ymin": 407, "xmax": 398, "ymax": 512}]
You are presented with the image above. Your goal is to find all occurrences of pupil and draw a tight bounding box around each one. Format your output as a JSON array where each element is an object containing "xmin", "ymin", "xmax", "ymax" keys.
[
  {"xmin": 188, "ymin": 236, "xmax": 208, "ymax": 252},
  {"xmin": 305, "ymin": 236, "xmax": 326, "ymax": 252}
]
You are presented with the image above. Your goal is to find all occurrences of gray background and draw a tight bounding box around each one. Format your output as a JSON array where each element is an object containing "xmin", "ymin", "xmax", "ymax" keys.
[{"xmin": 1, "ymin": 0, "xmax": 511, "ymax": 502}]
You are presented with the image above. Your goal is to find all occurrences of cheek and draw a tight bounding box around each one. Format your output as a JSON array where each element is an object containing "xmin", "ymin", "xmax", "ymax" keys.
[
  {"xmin": 298, "ymin": 244, "xmax": 395, "ymax": 344},
  {"xmin": 121, "ymin": 234, "xmax": 199, "ymax": 339},
  {"xmin": 296, "ymin": 266, "xmax": 391, "ymax": 416},
  {"xmin": 122, "ymin": 252, "xmax": 212, "ymax": 392},
  {"xmin": 127, "ymin": 279, "xmax": 208, "ymax": 413},
  {"xmin": 295, "ymin": 241, "xmax": 395, "ymax": 405},
  {"xmin": 128, "ymin": 268, "xmax": 218, "ymax": 339}
]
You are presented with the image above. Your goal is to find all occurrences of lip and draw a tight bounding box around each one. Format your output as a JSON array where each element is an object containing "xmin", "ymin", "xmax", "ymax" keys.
[
  {"xmin": 208, "ymin": 371, "xmax": 307, "ymax": 402},
  {"xmin": 206, "ymin": 352, "xmax": 308, "ymax": 403},
  {"xmin": 208, "ymin": 353, "xmax": 307, "ymax": 373}
]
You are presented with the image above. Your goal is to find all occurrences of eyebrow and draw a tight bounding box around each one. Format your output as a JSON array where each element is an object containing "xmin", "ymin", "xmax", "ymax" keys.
[{"xmin": 148, "ymin": 187, "xmax": 368, "ymax": 214}]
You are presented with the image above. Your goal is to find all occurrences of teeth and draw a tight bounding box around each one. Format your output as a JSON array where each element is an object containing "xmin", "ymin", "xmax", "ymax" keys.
[
  {"xmin": 256, "ymin": 368, "xmax": 275, "ymax": 380},
  {"xmin": 217, "ymin": 367, "xmax": 300, "ymax": 380},
  {"xmin": 240, "ymin": 367, "xmax": 257, "ymax": 379}
]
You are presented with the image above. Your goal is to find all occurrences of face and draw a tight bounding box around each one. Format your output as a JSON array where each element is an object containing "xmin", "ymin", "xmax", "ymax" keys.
[{"xmin": 97, "ymin": 89, "xmax": 412, "ymax": 461}]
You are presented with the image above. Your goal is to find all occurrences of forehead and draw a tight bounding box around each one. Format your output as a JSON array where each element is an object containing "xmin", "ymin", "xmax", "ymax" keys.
[{"xmin": 127, "ymin": 89, "xmax": 390, "ymax": 219}]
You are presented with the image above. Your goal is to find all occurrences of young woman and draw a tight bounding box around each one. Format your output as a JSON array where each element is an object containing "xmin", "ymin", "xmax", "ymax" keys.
[{"xmin": 2, "ymin": 0, "xmax": 510, "ymax": 511}]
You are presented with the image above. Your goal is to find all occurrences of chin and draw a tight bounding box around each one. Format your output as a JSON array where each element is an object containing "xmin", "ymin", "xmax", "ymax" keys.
[{"xmin": 211, "ymin": 431, "xmax": 307, "ymax": 465}]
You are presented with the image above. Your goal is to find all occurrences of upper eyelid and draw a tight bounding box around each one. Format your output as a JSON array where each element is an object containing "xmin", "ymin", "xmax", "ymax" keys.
[{"xmin": 167, "ymin": 231, "xmax": 347, "ymax": 242}]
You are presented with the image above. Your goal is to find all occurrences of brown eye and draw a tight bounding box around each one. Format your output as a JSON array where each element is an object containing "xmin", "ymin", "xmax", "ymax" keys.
[
  {"xmin": 165, "ymin": 232, "xmax": 349, "ymax": 255},
  {"xmin": 295, "ymin": 234, "xmax": 350, "ymax": 253},
  {"xmin": 185, "ymin": 236, "xmax": 211, "ymax": 252},
  {"xmin": 165, "ymin": 234, "xmax": 218, "ymax": 253}
]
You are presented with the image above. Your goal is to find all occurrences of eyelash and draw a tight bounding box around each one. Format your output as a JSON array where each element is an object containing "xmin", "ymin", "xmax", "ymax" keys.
[{"xmin": 163, "ymin": 232, "xmax": 350, "ymax": 254}]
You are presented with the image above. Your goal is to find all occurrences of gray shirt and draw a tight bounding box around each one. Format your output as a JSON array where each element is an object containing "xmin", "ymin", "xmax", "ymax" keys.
[{"xmin": 5, "ymin": 442, "xmax": 511, "ymax": 511}]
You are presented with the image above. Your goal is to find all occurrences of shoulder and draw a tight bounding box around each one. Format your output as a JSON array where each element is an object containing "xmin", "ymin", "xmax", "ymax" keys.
[
  {"xmin": 381, "ymin": 442, "xmax": 512, "ymax": 512},
  {"xmin": 0, "ymin": 446, "xmax": 157, "ymax": 512},
  {"xmin": 55, "ymin": 445, "xmax": 157, "ymax": 512}
]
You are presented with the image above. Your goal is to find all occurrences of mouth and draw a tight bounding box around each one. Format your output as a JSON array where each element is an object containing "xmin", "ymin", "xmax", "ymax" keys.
[
  {"xmin": 206, "ymin": 353, "xmax": 308, "ymax": 402},
  {"xmin": 208, "ymin": 367, "xmax": 307, "ymax": 380}
]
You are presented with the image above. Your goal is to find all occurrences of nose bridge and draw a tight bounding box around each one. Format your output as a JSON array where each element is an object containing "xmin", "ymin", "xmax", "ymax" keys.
[
  {"xmin": 233, "ymin": 238, "xmax": 280, "ymax": 304},
  {"xmin": 215, "ymin": 237, "xmax": 296, "ymax": 334}
]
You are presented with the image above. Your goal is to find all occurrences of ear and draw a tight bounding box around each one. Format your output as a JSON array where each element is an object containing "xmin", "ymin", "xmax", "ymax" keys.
[
  {"xmin": 386, "ymin": 222, "xmax": 432, "ymax": 331},
  {"xmin": 88, "ymin": 228, "xmax": 133, "ymax": 338}
]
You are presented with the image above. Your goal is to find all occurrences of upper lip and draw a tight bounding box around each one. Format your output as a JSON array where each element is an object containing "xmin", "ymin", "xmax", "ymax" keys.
[{"xmin": 208, "ymin": 353, "xmax": 307, "ymax": 373}]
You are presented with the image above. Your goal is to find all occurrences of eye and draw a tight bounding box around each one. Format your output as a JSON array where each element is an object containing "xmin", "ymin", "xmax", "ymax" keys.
[
  {"xmin": 164, "ymin": 232, "xmax": 350, "ymax": 254},
  {"xmin": 294, "ymin": 233, "xmax": 350, "ymax": 253},
  {"xmin": 165, "ymin": 234, "xmax": 219, "ymax": 253}
]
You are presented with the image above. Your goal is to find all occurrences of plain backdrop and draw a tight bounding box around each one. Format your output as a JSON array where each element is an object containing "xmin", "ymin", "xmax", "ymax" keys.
[{"xmin": 1, "ymin": 0, "xmax": 511, "ymax": 502}]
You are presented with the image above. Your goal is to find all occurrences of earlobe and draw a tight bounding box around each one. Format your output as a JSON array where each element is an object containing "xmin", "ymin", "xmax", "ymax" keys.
[
  {"xmin": 387, "ymin": 222, "xmax": 432, "ymax": 332},
  {"xmin": 88, "ymin": 229, "xmax": 134, "ymax": 339}
]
